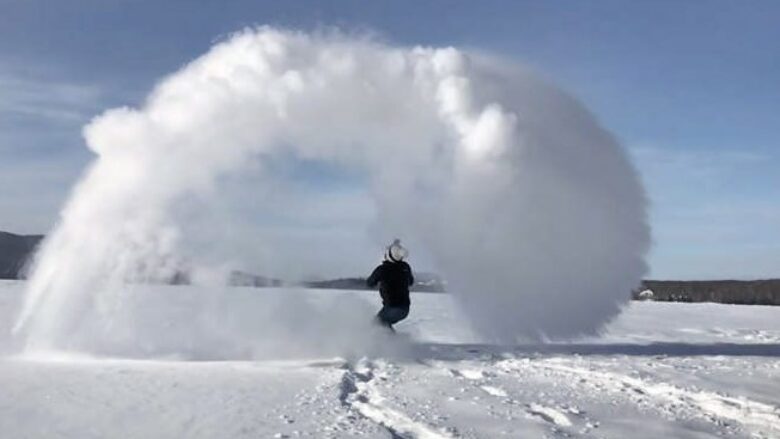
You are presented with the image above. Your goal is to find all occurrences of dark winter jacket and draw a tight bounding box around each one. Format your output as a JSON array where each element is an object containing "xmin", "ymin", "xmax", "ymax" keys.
[{"xmin": 366, "ymin": 260, "xmax": 414, "ymax": 307}]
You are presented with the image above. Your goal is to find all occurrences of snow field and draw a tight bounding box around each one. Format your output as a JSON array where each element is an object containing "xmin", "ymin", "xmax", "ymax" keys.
[{"xmin": 1, "ymin": 281, "xmax": 779, "ymax": 438}]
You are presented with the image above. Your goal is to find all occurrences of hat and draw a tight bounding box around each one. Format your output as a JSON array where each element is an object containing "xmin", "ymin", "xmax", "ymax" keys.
[{"xmin": 386, "ymin": 239, "xmax": 408, "ymax": 262}]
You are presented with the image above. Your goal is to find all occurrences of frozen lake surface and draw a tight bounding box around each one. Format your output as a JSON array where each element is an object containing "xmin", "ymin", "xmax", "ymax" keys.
[{"xmin": 1, "ymin": 280, "xmax": 778, "ymax": 438}]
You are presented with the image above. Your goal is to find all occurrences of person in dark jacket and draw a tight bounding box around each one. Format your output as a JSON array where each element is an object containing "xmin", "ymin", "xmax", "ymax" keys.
[{"xmin": 367, "ymin": 239, "xmax": 414, "ymax": 331}]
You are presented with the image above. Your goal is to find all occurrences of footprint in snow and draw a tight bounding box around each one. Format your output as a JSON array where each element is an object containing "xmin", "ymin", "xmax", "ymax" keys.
[
  {"xmin": 526, "ymin": 403, "xmax": 573, "ymax": 427},
  {"xmin": 480, "ymin": 386, "xmax": 508, "ymax": 397},
  {"xmin": 448, "ymin": 368, "xmax": 486, "ymax": 380}
]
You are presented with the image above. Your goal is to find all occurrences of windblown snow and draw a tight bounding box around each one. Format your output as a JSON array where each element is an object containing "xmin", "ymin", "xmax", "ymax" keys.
[{"xmin": 14, "ymin": 27, "xmax": 648, "ymax": 355}]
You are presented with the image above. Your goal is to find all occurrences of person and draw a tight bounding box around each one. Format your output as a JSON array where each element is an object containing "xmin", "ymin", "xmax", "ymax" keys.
[{"xmin": 366, "ymin": 239, "xmax": 414, "ymax": 331}]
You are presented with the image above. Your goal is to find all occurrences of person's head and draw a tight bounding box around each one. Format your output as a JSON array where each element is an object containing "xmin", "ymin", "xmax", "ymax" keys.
[{"xmin": 385, "ymin": 239, "xmax": 408, "ymax": 262}]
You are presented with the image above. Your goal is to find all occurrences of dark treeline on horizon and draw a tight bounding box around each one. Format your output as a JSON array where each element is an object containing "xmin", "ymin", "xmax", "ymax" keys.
[
  {"xmin": 1, "ymin": 231, "xmax": 778, "ymax": 305},
  {"xmin": 0, "ymin": 231, "xmax": 41, "ymax": 279},
  {"xmin": 636, "ymin": 279, "xmax": 780, "ymax": 306}
]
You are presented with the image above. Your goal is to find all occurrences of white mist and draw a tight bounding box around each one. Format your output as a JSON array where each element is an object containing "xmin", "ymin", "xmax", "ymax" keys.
[{"xmin": 14, "ymin": 27, "xmax": 649, "ymax": 355}]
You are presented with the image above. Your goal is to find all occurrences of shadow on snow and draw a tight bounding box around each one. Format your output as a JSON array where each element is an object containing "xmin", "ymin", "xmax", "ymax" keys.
[{"xmin": 410, "ymin": 342, "xmax": 780, "ymax": 361}]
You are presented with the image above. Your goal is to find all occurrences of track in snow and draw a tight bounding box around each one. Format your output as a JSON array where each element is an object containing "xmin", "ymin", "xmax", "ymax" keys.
[
  {"xmin": 357, "ymin": 346, "xmax": 780, "ymax": 438},
  {"xmin": 339, "ymin": 358, "xmax": 458, "ymax": 439},
  {"xmin": 515, "ymin": 357, "xmax": 780, "ymax": 438}
]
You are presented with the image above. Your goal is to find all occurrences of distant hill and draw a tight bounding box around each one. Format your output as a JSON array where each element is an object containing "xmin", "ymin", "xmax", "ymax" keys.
[
  {"xmin": 0, "ymin": 232, "xmax": 43, "ymax": 279},
  {"xmin": 228, "ymin": 270, "xmax": 283, "ymax": 288},
  {"xmin": 636, "ymin": 279, "xmax": 780, "ymax": 306},
  {"xmin": 304, "ymin": 272, "xmax": 446, "ymax": 293}
]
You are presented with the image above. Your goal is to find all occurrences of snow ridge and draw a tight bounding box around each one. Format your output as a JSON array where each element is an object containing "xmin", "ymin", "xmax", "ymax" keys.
[
  {"xmin": 507, "ymin": 358, "xmax": 780, "ymax": 438},
  {"xmin": 339, "ymin": 359, "xmax": 456, "ymax": 439}
]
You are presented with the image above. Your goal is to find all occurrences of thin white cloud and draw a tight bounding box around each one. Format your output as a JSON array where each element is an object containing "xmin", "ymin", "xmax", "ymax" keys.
[
  {"xmin": 0, "ymin": 154, "xmax": 86, "ymax": 233},
  {"xmin": 0, "ymin": 66, "xmax": 103, "ymax": 233},
  {"xmin": 0, "ymin": 73, "xmax": 104, "ymax": 125},
  {"xmin": 629, "ymin": 144, "xmax": 769, "ymax": 174},
  {"xmin": 628, "ymin": 144, "xmax": 776, "ymax": 205},
  {"xmin": 628, "ymin": 143, "xmax": 780, "ymax": 279}
]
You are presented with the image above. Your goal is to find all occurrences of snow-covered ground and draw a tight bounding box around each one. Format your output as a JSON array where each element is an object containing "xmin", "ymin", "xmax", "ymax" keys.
[{"xmin": 1, "ymin": 280, "xmax": 779, "ymax": 438}]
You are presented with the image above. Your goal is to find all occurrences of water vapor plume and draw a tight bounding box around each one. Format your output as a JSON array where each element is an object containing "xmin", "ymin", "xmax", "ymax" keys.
[{"xmin": 14, "ymin": 27, "xmax": 649, "ymax": 355}]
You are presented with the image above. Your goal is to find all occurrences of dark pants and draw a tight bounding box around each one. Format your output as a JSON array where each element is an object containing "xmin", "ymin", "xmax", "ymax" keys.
[{"xmin": 376, "ymin": 305, "xmax": 409, "ymax": 328}]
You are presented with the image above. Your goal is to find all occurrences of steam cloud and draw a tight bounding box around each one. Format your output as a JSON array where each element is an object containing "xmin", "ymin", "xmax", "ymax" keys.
[{"xmin": 14, "ymin": 27, "xmax": 649, "ymax": 355}]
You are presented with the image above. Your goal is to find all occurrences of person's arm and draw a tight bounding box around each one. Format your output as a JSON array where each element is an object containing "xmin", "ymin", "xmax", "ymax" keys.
[
  {"xmin": 405, "ymin": 263, "xmax": 414, "ymax": 286},
  {"xmin": 366, "ymin": 265, "xmax": 382, "ymax": 288}
]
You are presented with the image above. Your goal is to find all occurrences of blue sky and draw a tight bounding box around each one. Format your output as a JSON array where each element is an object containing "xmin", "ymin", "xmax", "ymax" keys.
[{"xmin": 1, "ymin": 0, "xmax": 778, "ymax": 279}]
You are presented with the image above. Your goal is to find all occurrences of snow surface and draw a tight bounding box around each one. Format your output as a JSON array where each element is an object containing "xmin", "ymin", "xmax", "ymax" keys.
[{"xmin": 1, "ymin": 279, "xmax": 779, "ymax": 438}]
